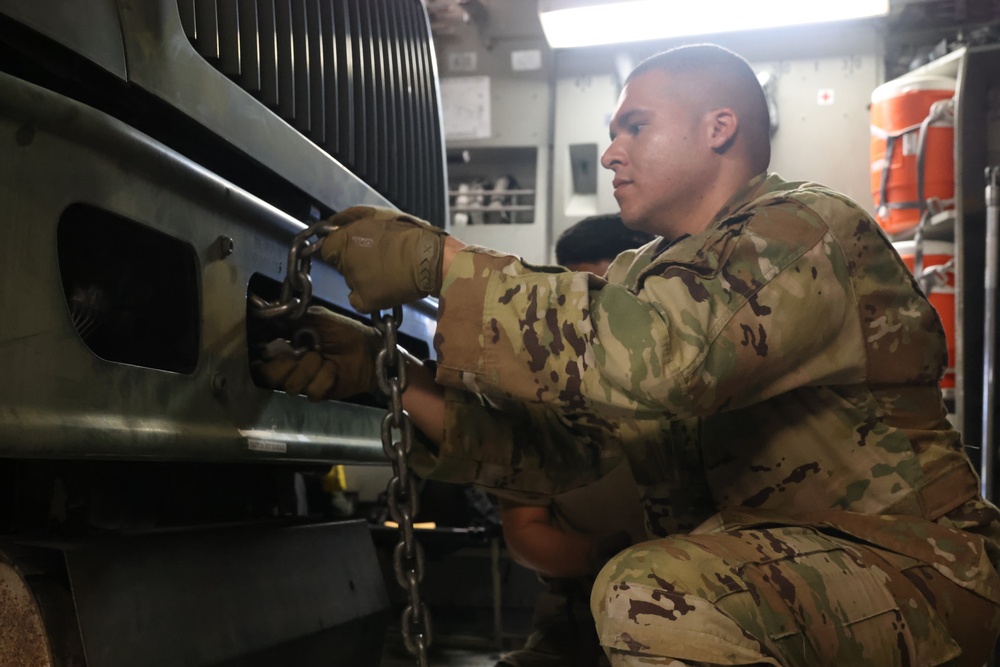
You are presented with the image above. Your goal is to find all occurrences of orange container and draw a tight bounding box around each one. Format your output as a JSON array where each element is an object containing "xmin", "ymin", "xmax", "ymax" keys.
[
  {"xmin": 870, "ymin": 75, "xmax": 955, "ymax": 235},
  {"xmin": 893, "ymin": 240, "xmax": 955, "ymax": 389}
]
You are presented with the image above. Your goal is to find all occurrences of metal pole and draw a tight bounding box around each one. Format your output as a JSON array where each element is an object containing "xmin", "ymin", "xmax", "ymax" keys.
[
  {"xmin": 982, "ymin": 166, "xmax": 1000, "ymax": 502},
  {"xmin": 491, "ymin": 535, "xmax": 503, "ymax": 653}
]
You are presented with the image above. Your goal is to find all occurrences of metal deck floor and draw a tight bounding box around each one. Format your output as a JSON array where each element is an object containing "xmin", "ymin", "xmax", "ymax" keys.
[{"xmin": 381, "ymin": 647, "xmax": 501, "ymax": 667}]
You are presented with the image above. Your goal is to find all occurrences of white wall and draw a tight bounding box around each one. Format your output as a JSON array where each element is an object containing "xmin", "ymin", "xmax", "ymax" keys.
[{"xmin": 764, "ymin": 55, "xmax": 881, "ymax": 211}]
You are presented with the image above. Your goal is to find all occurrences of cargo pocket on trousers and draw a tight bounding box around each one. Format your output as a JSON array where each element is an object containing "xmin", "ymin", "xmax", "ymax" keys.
[
  {"xmin": 708, "ymin": 529, "xmax": 961, "ymax": 667},
  {"xmin": 593, "ymin": 526, "xmax": 961, "ymax": 666}
]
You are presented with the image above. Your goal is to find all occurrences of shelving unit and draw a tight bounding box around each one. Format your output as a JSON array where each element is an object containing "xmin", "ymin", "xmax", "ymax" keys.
[
  {"xmin": 953, "ymin": 45, "xmax": 1000, "ymax": 496},
  {"xmin": 447, "ymin": 145, "xmax": 538, "ymax": 224},
  {"xmin": 445, "ymin": 145, "xmax": 551, "ymax": 264},
  {"xmin": 885, "ymin": 45, "xmax": 1000, "ymax": 494},
  {"xmin": 448, "ymin": 186, "xmax": 536, "ymax": 224}
]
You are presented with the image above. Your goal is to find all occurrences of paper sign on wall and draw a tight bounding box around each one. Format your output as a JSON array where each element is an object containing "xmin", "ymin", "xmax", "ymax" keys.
[
  {"xmin": 440, "ymin": 76, "xmax": 492, "ymax": 140},
  {"xmin": 511, "ymin": 49, "xmax": 542, "ymax": 71},
  {"xmin": 447, "ymin": 51, "xmax": 478, "ymax": 72}
]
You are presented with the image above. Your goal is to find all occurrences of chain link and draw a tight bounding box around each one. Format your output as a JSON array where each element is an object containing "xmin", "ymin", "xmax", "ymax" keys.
[
  {"xmin": 249, "ymin": 218, "xmax": 337, "ymax": 320},
  {"xmin": 376, "ymin": 309, "xmax": 433, "ymax": 666},
  {"xmin": 250, "ymin": 221, "xmax": 433, "ymax": 665}
]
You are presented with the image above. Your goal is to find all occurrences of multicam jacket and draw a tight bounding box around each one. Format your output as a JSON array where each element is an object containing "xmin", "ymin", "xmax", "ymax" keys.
[{"xmin": 412, "ymin": 173, "xmax": 1000, "ymax": 597}]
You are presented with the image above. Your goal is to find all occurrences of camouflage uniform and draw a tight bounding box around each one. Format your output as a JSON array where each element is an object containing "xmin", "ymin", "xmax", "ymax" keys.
[{"xmin": 411, "ymin": 174, "xmax": 1000, "ymax": 665}]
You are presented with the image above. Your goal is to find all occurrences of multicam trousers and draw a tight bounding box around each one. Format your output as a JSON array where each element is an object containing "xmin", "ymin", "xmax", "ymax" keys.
[{"xmin": 592, "ymin": 524, "xmax": 1000, "ymax": 667}]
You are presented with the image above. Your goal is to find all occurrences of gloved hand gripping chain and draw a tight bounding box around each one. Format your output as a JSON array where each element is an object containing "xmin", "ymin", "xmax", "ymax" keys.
[{"xmin": 251, "ymin": 218, "xmax": 433, "ymax": 667}]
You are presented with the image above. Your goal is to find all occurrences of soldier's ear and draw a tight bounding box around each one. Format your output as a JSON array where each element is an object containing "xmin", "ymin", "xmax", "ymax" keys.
[{"xmin": 707, "ymin": 108, "xmax": 738, "ymax": 154}]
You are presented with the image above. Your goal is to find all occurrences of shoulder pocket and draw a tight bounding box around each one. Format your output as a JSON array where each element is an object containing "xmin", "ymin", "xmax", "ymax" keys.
[{"xmin": 637, "ymin": 212, "xmax": 753, "ymax": 292}]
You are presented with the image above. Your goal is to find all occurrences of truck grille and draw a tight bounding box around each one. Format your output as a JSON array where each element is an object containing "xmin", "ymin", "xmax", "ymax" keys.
[{"xmin": 176, "ymin": 0, "xmax": 446, "ymax": 225}]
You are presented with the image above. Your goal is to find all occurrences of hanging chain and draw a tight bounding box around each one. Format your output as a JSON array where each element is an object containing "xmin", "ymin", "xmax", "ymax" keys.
[
  {"xmin": 251, "ymin": 220, "xmax": 433, "ymax": 665},
  {"xmin": 375, "ymin": 308, "xmax": 433, "ymax": 666}
]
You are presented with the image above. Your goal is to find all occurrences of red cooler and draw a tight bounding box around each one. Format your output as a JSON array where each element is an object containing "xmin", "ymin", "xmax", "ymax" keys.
[
  {"xmin": 893, "ymin": 240, "xmax": 956, "ymax": 390},
  {"xmin": 870, "ymin": 75, "xmax": 955, "ymax": 235}
]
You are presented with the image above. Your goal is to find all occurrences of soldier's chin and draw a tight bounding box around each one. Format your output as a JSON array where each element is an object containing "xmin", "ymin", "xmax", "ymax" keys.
[{"xmin": 619, "ymin": 210, "xmax": 653, "ymax": 234}]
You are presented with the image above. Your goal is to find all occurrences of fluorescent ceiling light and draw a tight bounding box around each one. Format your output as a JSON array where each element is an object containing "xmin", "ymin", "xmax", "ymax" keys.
[{"xmin": 538, "ymin": 0, "xmax": 890, "ymax": 49}]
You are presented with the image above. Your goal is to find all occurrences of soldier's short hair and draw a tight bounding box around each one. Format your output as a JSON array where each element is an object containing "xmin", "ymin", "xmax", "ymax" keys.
[{"xmin": 628, "ymin": 43, "xmax": 771, "ymax": 172}]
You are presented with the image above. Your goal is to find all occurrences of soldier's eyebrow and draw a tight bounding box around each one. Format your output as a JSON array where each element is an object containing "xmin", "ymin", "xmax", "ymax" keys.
[{"xmin": 609, "ymin": 108, "xmax": 644, "ymax": 140}]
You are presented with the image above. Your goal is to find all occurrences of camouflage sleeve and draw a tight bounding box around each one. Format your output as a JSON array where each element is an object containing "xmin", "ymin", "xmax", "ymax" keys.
[
  {"xmin": 405, "ymin": 384, "xmax": 627, "ymax": 500},
  {"xmin": 434, "ymin": 200, "xmax": 868, "ymax": 421}
]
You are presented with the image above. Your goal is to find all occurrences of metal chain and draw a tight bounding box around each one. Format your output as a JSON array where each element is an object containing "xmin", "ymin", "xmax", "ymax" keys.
[
  {"xmin": 375, "ymin": 308, "xmax": 433, "ymax": 666},
  {"xmin": 250, "ymin": 218, "xmax": 337, "ymax": 321},
  {"xmin": 250, "ymin": 220, "xmax": 433, "ymax": 664}
]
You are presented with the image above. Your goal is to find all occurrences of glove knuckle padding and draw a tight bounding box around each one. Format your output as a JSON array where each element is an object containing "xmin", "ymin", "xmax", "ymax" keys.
[
  {"xmin": 319, "ymin": 207, "xmax": 446, "ymax": 312},
  {"xmin": 258, "ymin": 306, "xmax": 382, "ymax": 401},
  {"xmin": 306, "ymin": 306, "xmax": 379, "ymax": 399},
  {"xmin": 326, "ymin": 357, "xmax": 355, "ymax": 400},
  {"xmin": 306, "ymin": 358, "xmax": 337, "ymax": 402},
  {"xmin": 260, "ymin": 356, "xmax": 296, "ymax": 387},
  {"xmin": 285, "ymin": 351, "xmax": 322, "ymax": 395}
]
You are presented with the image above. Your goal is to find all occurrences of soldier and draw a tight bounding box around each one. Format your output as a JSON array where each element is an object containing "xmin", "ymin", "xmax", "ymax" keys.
[{"xmin": 263, "ymin": 43, "xmax": 1000, "ymax": 666}]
